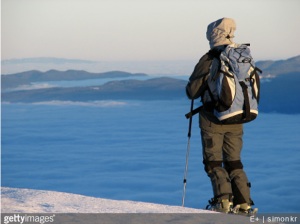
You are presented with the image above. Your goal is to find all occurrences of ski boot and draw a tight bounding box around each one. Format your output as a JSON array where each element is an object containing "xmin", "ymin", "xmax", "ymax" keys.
[
  {"xmin": 230, "ymin": 203, "xmax": 258, "ymax": 216},
  {"xmin": 206, "ymin": 197, "xmax": 233, "ymax": 213}
]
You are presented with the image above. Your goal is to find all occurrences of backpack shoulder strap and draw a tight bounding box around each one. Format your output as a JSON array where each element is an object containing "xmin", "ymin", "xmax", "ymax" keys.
[
  {"xmin": 186, "ymin": 51, "xmax": 215, "ymax": 99},
  {"xmin": 185, "ymin": 48, "xmax": 223, "ymax": 118}
]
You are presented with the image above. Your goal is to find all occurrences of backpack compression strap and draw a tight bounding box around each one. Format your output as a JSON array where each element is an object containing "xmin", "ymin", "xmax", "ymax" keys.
[
  {"xmin": 239, "ymin": 81, "xmax": 251, "ymax": 121},
  {"xmin": 250, "ymin": 67, "xmax": 263, "ymax": 104}
]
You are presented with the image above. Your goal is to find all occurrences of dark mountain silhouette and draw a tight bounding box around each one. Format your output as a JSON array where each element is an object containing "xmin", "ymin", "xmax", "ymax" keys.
[
  {"xmin": 2, "ymin": 77, "xmax": 186, "ymax": 102},
  {"xmin": 1, "ymin": 70, "xmax": 147, "ymax": 90},
  {"xmin": 2, "ymin": 74, "xmax": 300, "ymax": 114},
  {"xmin": 256, "ymin": 55, "xmax": 300, "ymax": 76}
]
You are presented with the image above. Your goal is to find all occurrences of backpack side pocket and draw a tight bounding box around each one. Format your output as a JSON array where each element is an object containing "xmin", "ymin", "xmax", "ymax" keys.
[{"xmin": 216, "ymin": 71, "xmax": 236, "ymax": 112}]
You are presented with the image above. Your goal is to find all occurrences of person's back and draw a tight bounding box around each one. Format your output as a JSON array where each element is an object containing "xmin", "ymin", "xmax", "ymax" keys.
[{"xmin": 186, "ymin": 17, "xmax": 257, "ymax": 214}]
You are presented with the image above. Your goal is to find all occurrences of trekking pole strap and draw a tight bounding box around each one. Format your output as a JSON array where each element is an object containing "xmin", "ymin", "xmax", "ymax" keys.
[{"xmin": 185, "ymin": 105, "xmax": 203, "ymax": 119}]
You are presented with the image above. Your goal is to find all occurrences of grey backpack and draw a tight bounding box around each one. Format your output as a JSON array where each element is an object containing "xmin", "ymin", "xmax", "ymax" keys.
[
  {"xmin": 210, "ymin": 43, "xmax": 262, "ymax": 124},
  {"xmin": 186, "ymin": 44, "xmax": 262, "ymax": 124}
]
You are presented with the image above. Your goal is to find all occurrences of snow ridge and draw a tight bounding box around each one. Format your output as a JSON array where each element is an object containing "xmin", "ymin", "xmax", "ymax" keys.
[{"xmin": 1, "ymin": 187, "xmax": 213, "ymax": 213}]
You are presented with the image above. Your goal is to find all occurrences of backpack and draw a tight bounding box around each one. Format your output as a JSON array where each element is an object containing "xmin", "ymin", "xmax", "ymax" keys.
[
  {"xmin": 209, "ymin": 43, "xmax": 262, "ymax": 124},
  {"xmin": 185, "ymin": 44, "xmax": 262, "ymax": 124}
]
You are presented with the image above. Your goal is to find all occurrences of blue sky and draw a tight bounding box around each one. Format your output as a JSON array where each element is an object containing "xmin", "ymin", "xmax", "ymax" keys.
[{"xmin": 2, "ymin": 0, "xmax": 300, "ymax": 61}]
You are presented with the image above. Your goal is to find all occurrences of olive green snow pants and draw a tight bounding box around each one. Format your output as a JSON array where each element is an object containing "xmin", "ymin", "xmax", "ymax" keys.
[{"xmin": 199, "ymin": 109, "xmax": 253, "ymax": 206}]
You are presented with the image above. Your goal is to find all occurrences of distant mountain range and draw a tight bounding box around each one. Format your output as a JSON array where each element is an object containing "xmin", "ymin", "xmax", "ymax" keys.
[
  {"xmin": 1, "ymin": 55, "xmax": 300, "ymax": 114},
  {"xmin": 256, "ymin": 55, "xmax": 300, "ymax": 76},
  {"xmin": 1, "ymin": 77, "xmax": 186, "ymax": 102},
  {"xmin": 2, "ymin": 73, "xmax": 300, "ymax": 114},
  {"xmin": 1, "ymin": 70, "xmax": 147, "ymax": 90}
]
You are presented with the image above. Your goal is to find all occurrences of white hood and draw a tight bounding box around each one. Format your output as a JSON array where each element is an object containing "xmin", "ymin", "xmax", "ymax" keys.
[{"xmin": 206, "ymin": 18, "xmax": 236, "ymax": 49}]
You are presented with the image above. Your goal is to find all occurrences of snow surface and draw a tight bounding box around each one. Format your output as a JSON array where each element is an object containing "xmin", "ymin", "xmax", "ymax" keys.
[
  {"xmin": 2, "ymin": 187, "xmax": 279, "ymax": 224},
  {"xmin": 1, "ymin": 187, "xmax": 214, "ymax": 213}
]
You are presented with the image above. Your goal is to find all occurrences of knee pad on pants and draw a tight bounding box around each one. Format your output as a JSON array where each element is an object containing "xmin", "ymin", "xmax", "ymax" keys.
[
  {"xmin": 224, "ymin": 160, "xmax": 243, "ymax": 175},
  {"xmin": 203, "ymin": 160, "xmax": 222, "ymax": 174}
]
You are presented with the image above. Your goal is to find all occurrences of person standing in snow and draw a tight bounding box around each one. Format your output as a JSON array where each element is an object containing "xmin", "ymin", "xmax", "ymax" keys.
[{"xmin": 186, "ymin": 18, "xmax": 256, "ymax": 214}]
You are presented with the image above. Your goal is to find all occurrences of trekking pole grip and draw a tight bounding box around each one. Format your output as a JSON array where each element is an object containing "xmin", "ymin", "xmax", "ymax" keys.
[{"xmin": 188, "ymin": 100, "xmax": 194, "ymax": 137}]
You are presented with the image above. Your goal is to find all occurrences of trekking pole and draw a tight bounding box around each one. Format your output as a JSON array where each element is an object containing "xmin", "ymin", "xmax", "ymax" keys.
[{"xmin": 182, "ymin": 99, "xmax": 194, "ymax": 207}]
